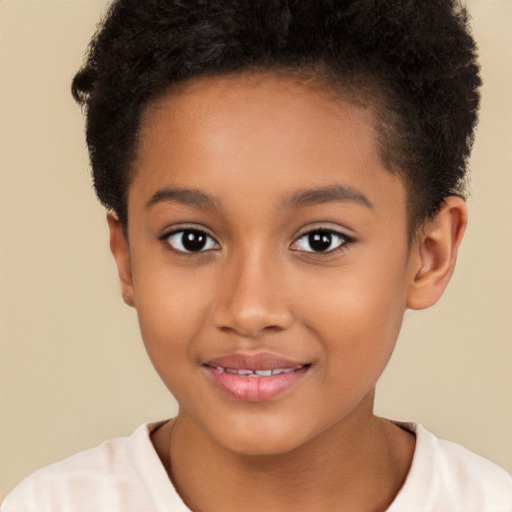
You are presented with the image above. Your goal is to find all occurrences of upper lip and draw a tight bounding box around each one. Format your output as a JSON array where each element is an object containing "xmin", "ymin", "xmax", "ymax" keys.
[{"xmin": 204, "ymin": 352, "xmax": 307, "ymax": 371}]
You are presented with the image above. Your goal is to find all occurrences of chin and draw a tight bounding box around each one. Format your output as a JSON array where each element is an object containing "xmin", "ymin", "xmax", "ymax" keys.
[
  {"xmin": 224, "ymin": 435, "xmax": 304, "ymax": 457},
  {"xmin": 208, "ymin": 415, "xmax": 315, "ymax": 457}
]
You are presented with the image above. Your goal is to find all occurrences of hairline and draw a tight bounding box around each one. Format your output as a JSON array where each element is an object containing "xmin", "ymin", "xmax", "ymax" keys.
[{"xmin": 123, "ymin": 67, "xmax": 433, "ymax": 242}]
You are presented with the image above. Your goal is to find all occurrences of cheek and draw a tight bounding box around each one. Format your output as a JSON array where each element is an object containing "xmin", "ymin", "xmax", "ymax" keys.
[
  {"xmin": 299, "ymin": 254, "xmax": 409, "ymax": 380},
  {"xmin": 131, "ymin": 263, "xmax": 213, "ymax": 373}
]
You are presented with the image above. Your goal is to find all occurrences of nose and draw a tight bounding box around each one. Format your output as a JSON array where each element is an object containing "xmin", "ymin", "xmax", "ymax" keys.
[{"xmin": 212, "ymin": 249, "xmax": 294, "ymax": 338}]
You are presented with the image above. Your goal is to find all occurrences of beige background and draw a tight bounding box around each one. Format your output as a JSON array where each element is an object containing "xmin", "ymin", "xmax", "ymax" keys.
[{"xmin": 0, "ymin": 0, "xmax": 511, "ymax": 499}]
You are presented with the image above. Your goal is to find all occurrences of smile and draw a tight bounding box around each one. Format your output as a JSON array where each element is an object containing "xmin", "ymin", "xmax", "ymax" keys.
[
  {"xmin": 203, "ymin": 354, "xmax": 310, "ymax": 402},
  {"xmin": 209, "ymin": 365, "xmax": 304, "ymax": 377}
]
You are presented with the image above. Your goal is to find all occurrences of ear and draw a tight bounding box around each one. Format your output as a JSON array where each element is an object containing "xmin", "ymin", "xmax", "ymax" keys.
[
  {"xmin": 107, "ymin": 211, "xmax": 135, "ymax": 307},
  {"xmin": 407, "ymin": 196, "xmax": 467, "ymax": 310}
]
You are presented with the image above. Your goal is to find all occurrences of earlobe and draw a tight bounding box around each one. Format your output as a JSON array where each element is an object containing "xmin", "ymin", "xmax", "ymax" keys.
[
  {"xmin": 406, "ymin": 196, "xmax": 467, "ymax": 310},
  {"xmin": 107, "ymin": 211, "xmax": 135, "ymax": 307}
]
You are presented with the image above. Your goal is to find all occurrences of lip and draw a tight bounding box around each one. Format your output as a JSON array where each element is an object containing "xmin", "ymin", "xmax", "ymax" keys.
[{"xmin": 203, "ymin": 352, "xmax": 310, "ymax": 403}]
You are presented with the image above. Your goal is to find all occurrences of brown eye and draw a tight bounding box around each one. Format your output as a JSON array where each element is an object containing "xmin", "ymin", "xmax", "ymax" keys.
[
  {"xmin": 165, "ymin": 229, "xmax": 218, "ymax": 253},
  {"xmin": 308, "ymin": 232, "xmax": 334, "ymax": 252},
  {"xmin": 292, "ymin": 229, "xmax": 348, "ymax": 253}
]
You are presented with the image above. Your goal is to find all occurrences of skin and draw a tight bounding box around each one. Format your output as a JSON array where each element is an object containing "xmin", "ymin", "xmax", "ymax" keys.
[{"xmin": 108, "ymin": 73, "xmax": 467, "ymax": 511}]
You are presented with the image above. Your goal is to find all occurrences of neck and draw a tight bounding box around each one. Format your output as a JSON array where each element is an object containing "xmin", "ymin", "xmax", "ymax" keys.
[{"xmin": 155, "ymin": 394, "xmax": 415, "ymax": 512}]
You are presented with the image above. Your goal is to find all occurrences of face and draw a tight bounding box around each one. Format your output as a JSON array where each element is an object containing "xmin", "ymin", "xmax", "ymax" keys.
[{"xmin": 115, "ymin": 73, "xmax": 418, "ymax": 455}]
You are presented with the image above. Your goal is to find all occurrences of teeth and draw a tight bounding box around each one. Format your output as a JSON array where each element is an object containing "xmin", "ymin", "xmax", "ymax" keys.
[
  {"xmin": 255, "ymin": 369, "xmax": 272, "ymax": 377},
  {"xmin": 211, "ymin": 365, "xmax": 304, "ymax": 376}
]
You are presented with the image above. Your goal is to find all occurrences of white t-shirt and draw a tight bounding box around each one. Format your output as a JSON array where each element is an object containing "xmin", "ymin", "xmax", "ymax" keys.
[{"xmin": 2, "ymin": 421, "xmax": 511, "ymax": 512}]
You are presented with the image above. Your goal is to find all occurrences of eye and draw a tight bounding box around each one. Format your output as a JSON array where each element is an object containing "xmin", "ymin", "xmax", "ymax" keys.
[
  {"xmin": 291, "ymin": 229, "xmax": 349, "ymax": 253},
  {"xmin": 163, "ymin": 229, "xmax": 219, "ymax": 253}
]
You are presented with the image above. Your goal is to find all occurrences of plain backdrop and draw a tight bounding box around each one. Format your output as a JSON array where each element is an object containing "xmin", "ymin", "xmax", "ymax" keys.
[{"xmin": 1, "ymin": 0, "xmax": 511, "ymax": 499}]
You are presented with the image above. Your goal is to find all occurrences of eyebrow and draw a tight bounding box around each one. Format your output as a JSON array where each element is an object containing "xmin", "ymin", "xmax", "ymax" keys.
[
  {"xmin": 285, "ymin": 184, "xmax": 373, "ymax": 210},
  {"xmin": 145, "ymin": 187, "xmax": 219, "ymax": 211},
  {"xmin": 145, "ymin": 183, "xmax": 373, "ymax": 212}
]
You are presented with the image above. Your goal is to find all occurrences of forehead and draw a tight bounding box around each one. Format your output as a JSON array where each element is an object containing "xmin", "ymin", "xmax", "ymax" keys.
[
  {"xmin": 131, "ymin": 72, "xmax": 406, "ymax": 224},
  {"xmin": 139, "ymin": 72, "xmax": 377, "ymax": 166}
]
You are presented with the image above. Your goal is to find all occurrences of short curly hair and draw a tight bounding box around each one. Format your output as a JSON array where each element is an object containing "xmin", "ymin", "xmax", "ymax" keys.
[{"xmin": 72, "ymin": 0, "xmax": 481, "ymax": 233}]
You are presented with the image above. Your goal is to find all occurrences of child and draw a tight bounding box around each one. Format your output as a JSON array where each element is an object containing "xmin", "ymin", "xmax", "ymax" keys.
[{"xmin": 2, "ymin": 0, "xmax": 511, "ymax": 510}]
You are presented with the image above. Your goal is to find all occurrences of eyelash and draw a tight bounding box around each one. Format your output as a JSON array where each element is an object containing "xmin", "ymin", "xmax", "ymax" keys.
[
  {"xmin": 290, "ymin": 229, "xmax": 352, "ymax": 255},
  {"xmin": 159, "ymin": 227, "xmax": 353, "ymax": 255},
  {"xmin": 159, "ymin": 228, "xmax": 219, "ymax": 253}
]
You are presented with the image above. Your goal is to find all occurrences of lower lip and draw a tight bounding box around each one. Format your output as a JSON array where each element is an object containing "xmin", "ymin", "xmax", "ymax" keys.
[{"xmin": 206, "ymin": 367, "xmax": 309, "ymax": 402}]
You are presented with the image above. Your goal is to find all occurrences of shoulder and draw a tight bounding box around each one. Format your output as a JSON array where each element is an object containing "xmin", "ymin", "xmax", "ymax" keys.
[
  {"xmin": 389, "ymin": 422, "xmax": 512, "ymax": 512},
  {"xmin": 1, "ymin": 422, "xmax": 176, "ymax": 512}
]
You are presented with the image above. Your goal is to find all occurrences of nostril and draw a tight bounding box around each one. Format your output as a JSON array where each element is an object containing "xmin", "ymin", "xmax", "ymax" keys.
[
  {"xmin": 213, "ymin": 306, "xmax": 294, "ymax": 338},
  {"xmin": 216, "ymin": 321, "xmax": 289, "ymax": 338}
]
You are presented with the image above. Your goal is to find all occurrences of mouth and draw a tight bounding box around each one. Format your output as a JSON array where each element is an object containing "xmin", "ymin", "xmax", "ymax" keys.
[
  {"xmin": 203, "ymin": 353, "xmax": 310, "ymax": 402},
  {"xmin": 207, "ymin": 365, "xmax": 304, "ymax": 377}
]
